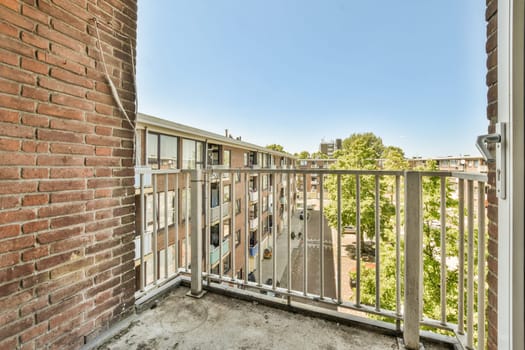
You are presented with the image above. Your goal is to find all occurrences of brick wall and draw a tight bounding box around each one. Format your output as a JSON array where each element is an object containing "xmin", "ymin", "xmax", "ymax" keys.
[
  {"xmin": 485, "ymin": 0, "xmax": 498, "ymax": 349},
  {"xmin": 0, "ymin": 1, "xmax": 137, "ymax": 349}
]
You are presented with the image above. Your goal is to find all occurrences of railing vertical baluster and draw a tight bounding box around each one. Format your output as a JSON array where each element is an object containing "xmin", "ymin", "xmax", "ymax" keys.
[
  {"xmin": 152, "ymin": 174, "xmax": 158, "ymax": 285},
  {"xmin": 467, "ymin": 180, "xmax": 474, "ymax": 348},
  {"xmin": 185, "ymin": 173, "xmax": 190, "ymax": 271},
  {"xmin": 356, "ymin": 175, "xmax": 361, "ymax": 306},
  {"xmin": 164, "ymin": 174, "xmax": 169, "ymax": 279},
  {"xmin": 189, "ymin": 169, "xmax": 204, "ymax": 297},
  {"xmin": 140, "ymin": 173, "xmax": 145, "ymax": 291},
  {"xmin": 272, "ymin": 173, "xmax": 277, "ymax": 290},
  {"xmin": 219, "ymin": 174, "xmax": 224, "ymax": 279},
  {"xmin": 303, "ymin": 173, "xmax": 308, "ymax": 296},
  {"xmin": 232, "ymin": 171, "xmax": 236, "ymax": 281},
  {"xmin": 458, "ymin": 179, "xmax": 465, "ymax": 335},
  {"xmin": 175, "ymin": 174, "xmax": 179, "ymax": 272},
  {"xmin": 244, "ymin": 172, "xmax": 249, "ymax": 285},
  {"xmin": 206, "ymin": 173, "xmax": 211, "ymax": 282},
  {"xmin": 395, "ymin": 175, "xmax": 401, "ymax": 330},
  {"xmin": 477, "ymin": 181, "xmax": 486, "ymax": 350},
  {"xmin": 337, "ymin": 174, "xmax": 342, "ymax": 304},
  {"xmin": 374, "ymin": 175, "xmax": 380, "ymax": 311},
  {"xmin": 287, "ymin": 171, "xmax": 292, "ymax": 300},
  {"xmin": 257, "ymin": 173, "xmax": 262, "ymax": 285},
  {"xmin": 404, "ymin": 171, "xmax": 422, "ymax": 349},
  {"xmin": 440, "ymin": 176, "xmax": 447, "ymax": 325},
  {"xmin": 320, "ymin": 174, "xmax": 325, "ymax": 299}
]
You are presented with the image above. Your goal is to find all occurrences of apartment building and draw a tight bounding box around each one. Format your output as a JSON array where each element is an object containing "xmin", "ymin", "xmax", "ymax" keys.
[
  {"xmin": 408, "ymin": 155, "xmax": 488, "ymax": 173},
  {"xmin": 296, "ymin": 158, "xmax": 337, "ymax": 196},
  {"xmin": 319, "ymin": 139, "xmax": 342, "ymax": 157},
  {"xmin": 134, "ymin": 113, "xmax": 296, "ymax": 288}
]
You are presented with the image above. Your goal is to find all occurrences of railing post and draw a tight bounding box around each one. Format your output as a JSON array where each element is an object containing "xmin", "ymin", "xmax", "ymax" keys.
[
  {"xmin": 404, "ymin": 171, "xmax": 422, "ymax": 349},
  {"xmin": 188, "ymin": 169, "xmax": 205, "ymax": 298}
]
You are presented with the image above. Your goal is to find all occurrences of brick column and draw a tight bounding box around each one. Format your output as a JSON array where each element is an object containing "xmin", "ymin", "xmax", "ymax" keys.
[{"xmin": 0, "ymin": 1, "xmax": 137, "ymax": 349}]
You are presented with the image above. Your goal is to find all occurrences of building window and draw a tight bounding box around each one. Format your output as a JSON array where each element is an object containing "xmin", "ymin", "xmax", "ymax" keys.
[
  {"xmin": 235, "ymin": 172, "xmax": 241, "ymax": 183},
  {"xmin": 235, "ymin": 198, "xmax": 241, "ymax": 215},
  {"xmin": 235, "ymin": 229, "xmax": 241, "ymax": 246},
  {"xmin": 147, "ymin": 132, "xmax": 178, "ymax": 169},
  {"xmin": 208, "ymin": 144, "xmax": 221, "ymax": 166},
  {"xmin": 223, "ymin": 185, "xmax": 231, "ymax": 203},
  {"xmin": 223, "ymin": 219, "xmax": 231, "ymax": 238},
  {"xmin": 243, "ymin": 153, "xmax": 248, "ymax": 167},
  {"xmin": 262, "ymin": 195, "xmax": 267, "ymax": 212},
  {"xmin": 223, "ymin": 150, "xmax": 231, "ymax": 168},
  {"xmin": 262, "ymin": 175, "xmax": 268, "ymax": 190},
  {"xmin": 182, "ymin": 139, "xmax": 204, "ymax": 169}
]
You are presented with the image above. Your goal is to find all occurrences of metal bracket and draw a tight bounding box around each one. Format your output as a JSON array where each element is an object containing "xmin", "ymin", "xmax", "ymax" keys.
[{"xmin": 476, "ymin": 122, "xmax": 506, "ymax": 199}]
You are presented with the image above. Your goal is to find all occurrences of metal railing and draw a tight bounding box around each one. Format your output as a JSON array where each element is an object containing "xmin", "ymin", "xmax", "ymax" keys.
[{"xmin": 134, "ymin": 167, "xmax": 488, "ymax": 350}]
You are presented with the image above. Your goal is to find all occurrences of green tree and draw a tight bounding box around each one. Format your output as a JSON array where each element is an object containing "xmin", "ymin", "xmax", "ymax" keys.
[
  {"xmin": 296, "ymin": 150, "xmax": 310, "ymax": 159},
  {"xmin": 266, "ymin": 144, "xmax": 285, "ymax": 153},
  {"xmin": 311, "ymin": 151, "xmax": 329, "ymax": 159}
]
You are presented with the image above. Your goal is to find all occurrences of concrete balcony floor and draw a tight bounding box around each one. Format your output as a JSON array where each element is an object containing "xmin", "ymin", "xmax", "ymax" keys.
[{"xmin": 96, "ymin": 286, "xmax": 451, "ymax": 350}]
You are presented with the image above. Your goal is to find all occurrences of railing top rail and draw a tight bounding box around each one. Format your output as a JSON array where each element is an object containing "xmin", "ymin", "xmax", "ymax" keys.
[{"xmin": 136, "ymin": 166, "xmax": 487, "ymax": 182}]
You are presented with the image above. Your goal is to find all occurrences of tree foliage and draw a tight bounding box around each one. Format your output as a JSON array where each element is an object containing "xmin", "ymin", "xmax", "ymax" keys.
[
  {"xmin": 296, "ymin": 150, "xmax": 310, "ymax": 159},
  {"xmin": 266, "ymin": 144, "xmax": 285, "ymax": 153}
]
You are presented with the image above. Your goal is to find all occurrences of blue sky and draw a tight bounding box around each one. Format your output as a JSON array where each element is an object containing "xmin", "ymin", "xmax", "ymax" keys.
[{"xmin": 137, "ymin": 1, "xmax": 487, "ymax": 158}]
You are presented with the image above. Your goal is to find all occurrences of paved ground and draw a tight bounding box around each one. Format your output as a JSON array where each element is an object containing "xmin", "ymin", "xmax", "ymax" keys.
[{"xmin": 96, "ymin": 286, "xmax": 451, "ymax": 350}]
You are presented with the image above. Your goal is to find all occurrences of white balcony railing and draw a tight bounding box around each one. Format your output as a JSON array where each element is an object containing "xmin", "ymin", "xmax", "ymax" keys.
[{"xmin": 134, "ymin": 167, "xmax": 488, "ymax": 350}]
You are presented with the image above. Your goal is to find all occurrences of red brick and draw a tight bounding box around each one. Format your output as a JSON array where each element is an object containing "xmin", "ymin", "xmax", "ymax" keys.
[
  {"xmin": 20, "ymin": 294, "xmax": 49, "ymax": 316},
  {"xmin": 21, "ymin": 168, "xmax": 48, "ymax": 179},
  {"xmin": 0, "ymin": 196, "xmax": 20, "ymax": 210},
  {"xmin": 0, "ymin": 153, "xmax": 35, "ymax": 167},
  {"xmin": 50, "ymin": 190, "xmax": 93, "ymax": 203},
  {"xmin": 50, "ymin": 256, "xmax": 93, "ymax": 279},
  {"xmin": 0, "ymin": 77, "xmax": 20, "ymax": 95},
  {"xmin": 0, "ymin": 224, "xmax": 20, "ymax": 239},
  {"xmin": 50, "ymin": 118, "xmax": 94, "ymax": 134},
  {"xmin": 38, "ymin": 179, "xmax": 85, "ymax": 192},
  {"xmin": 22, "ymin": 194, "xmax": 48, "ymax": 207},
  {"xmin": 21, "ymin": 246, "xmax": 48, "ymax": 263},
  {"xmin": 20, "ymin": 31, "xmax": 48, "ymax": 50},
  {"xmin": 21, "ymin": 86, "xmax": 49, "ymax": 102},
  {"xmin": 0, "ymin": 209, "xmax": 36, "ymax": 226},
  {"xmin": 0, "ymin": 94, "xmax": 35, "ymax": 113},
  {"xmin": 85, "ymin": 157, "xmax": 120, "ymax": 167},
  {"xmin": 49, "ymin": 279, "xmax": 92, "ymax": 304},
  {"xmin": 22, "ymin": 220, "xmax": 48, "ymax": 234},
  {"xmin": 37, "ymin": 0, "xmax": 85, "ymax": 32},
  {"xmin": 21, "ymin": 4, "xmax": 48, "ymax": 24},
  {"xmin": 51, "ymin": 93, "xmax": 94, "ymax": 111},
  {"xmin": 38, "ymin": 203, "xmax": 84, "ymax": 218},
  {"xmin": 37, "ymin": 226, "xmax": 82, "ymax": 244},
  {"xmin": 0, "ymin": 252, "xmax": 19, "ymax": 268},
  {"xmin": 0, "ymin": 168, "xmax": 20, "ymax": 180},
  {"xmin": 95, "ymin": 147, "xmax": 112, "ymax": 156},
  {"xmin": 35, "ymin": 249, "xmax": 81, "ymax": 272},
  {"xmin": 0, "ymin": 235, "xmax": 34, "ymax": 253},
  {"xmin": 0, "ymin": 20, "xmax": 18, "ymax": 38},
  {"xmin": 0, "ymin": 122, "xmax": 34, "ymax": 138},
  {"xmin": 0, "ymin": 316, "xmax": 33, "ymax": 343},
  {"xmin": 49, "ymin": 143, "xmax": 94, "ymax": 156},
  {"xmin": 0, "ymin": 0, "xmax": 19, "ymax": 11},
  {"xmin": 0, "ymin": 109, "xmax": 19, "ymax": 123},
  {"xmin": 0, "ymin": 33, "xmax": 34, "ymax": 58},
  {"xmin": 86, "ymin": 113, "xmax": 121, "ymax": 127},
  {"xmin": 19, "ymin": 322, "xmax": 48, "ymax": 343},
  {"xmin": 50, "ymin": 212, "xmax": 93, "ymax": 229},
  {"xmin": 21, "ymin": 57, "xmax": 49, "ymax": 75},
  {"xmin": 0, "ymin": 280, "xmax": 19, "ymax": 297},
  {"xmin": 21, "ymin": 140, "xmax": 48, "ymax": 153},
  {"xmin": 0, "ymin": 263, "xmax": 34, "ymax": 285},
  {"xmin": 50, "ymin": 168, "xmax": 94, "ymax": 178},
  {"xmin": 0, "ymin": 48, "xmax": 18, "ymax": 66},
  {"xmin": 21, "ymin": 114, "xmax": 49, "ymax": 127},
  {"xmin": 0, "ymin": 138, "xmax": 20, "ymax": 151},
  {"xmin": 36, "ymin": 24, "xmax": 85, "ymax": 52},
  {"xmin": 38, "ymin": 75, "xmax": 86, "ymax": 98},
  {"xmin": 50, "ymin": 67, "xmax": 93, "ymax": 89},
  {"xmin": 36, "ymin": 103, "xmax": 84, "ymax": 120}
]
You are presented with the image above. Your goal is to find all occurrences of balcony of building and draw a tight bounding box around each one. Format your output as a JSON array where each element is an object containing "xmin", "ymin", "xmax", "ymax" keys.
[{"xmin": 131, "ymin": 167, "xmax": 488, "ymax": 350}]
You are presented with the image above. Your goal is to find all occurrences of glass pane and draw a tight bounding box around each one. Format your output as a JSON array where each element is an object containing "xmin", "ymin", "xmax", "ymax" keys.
[
  {"xmin": 160, "ymin": 135, "xmax": 177, "ymax": 169},
  {"xmin": 147, "ymin": 133, "xmax": 158, "ymax": 169},
  {"xmin": 182, "ymin": 139, "xmax": 196, "ymax": 169}
]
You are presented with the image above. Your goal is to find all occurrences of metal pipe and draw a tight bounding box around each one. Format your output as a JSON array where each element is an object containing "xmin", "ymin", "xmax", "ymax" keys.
[
  {"xmin": 458, "ymin": 179, "xmax": 465, "ymax": 335},
  {"xmin": 303, "ymin": 173, "xmax": 308, "ymax": 296},
  {"xmin": 152, "ymin": 174, "xmax": 158, "ymax": 285},
  {"xmin": 257, "ymin": 174, "xmax": 262, "ymax": 285},
  {"xmin": 272, "ymin": 173, "xmax": 277, "ymax": 290},
  {"xmin": 467, "ymin": 180, "xmax": 474, "ymax": 348},
  {"xmin": 395, "ymin": 175, "xmax": 401, "ymax": 329},
  {"xmin": 185, "ymin": 173, "xmax": 189, "ymax": 271},
  {"xmin": 319, "ymin": 174, "xmax": 325, "ymax": 299},
  {"xmin": 189, "ymin": 169, "xmax": 203, "ymax": 296},
  {"xmin": 232, "ymin": 171, "xmax": 236, "ymax": 280},
  {"xmin": 175, "ymin": 174, "xmax": 179, "ymax": 271},
  {"xmin": 164, "ymin": 173, "xmax": 169, "ymax": 279},
  {"xmin": 440, "ymin": 176, "xmax": 447, "ymax": 325},
  {"xmin": 403, "ymin": 171, "xmax": 422, "ymax": 348},
  {"xmin": 219, "ymin": 174, "xmax": 224, "ymax": 278},
  {"xmin": 287, "ymin": 171, "xmax": 292, "ymax": 297},
  {"xmin": 244, "ymin": 172, "xmax": 249, "ymax": 285},
  {"xmin": 374, "ymin": 175, "xmax": 380, "ymax": 311},
  {"xmin": 140, "ymin": 173, "xmax": 145, "ymax": 291},
  {"xmin": 477, "ymin": 182, "xmax": 486, "ymax": 350},
  {"xmin": 337, "ymin": 174, "xmax": 342, "ymax": 304},
  {"xmin": 356, "ymin": 175, "xmax": 361, "ymax": 306}
]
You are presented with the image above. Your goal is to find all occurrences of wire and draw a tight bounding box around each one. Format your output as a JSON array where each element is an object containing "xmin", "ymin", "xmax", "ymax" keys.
[{"xmin": 92, "ymin": 17, "xmax": 140, "ymax": 166}]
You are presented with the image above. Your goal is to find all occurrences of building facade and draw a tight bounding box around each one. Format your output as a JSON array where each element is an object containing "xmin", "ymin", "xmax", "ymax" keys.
[{"xmin": 134, "ymin": 113, "xmax": 296, "ymax": 288}]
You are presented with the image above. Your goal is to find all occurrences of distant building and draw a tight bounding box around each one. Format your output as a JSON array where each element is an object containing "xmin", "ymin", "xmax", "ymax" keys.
[
  {"xmin": 408, "ymin": 155, "xmax": 487, "ymax": 173},
  {"xmin": 319, "ymin": 139, "xmax": 342, "ymax": 157}
]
